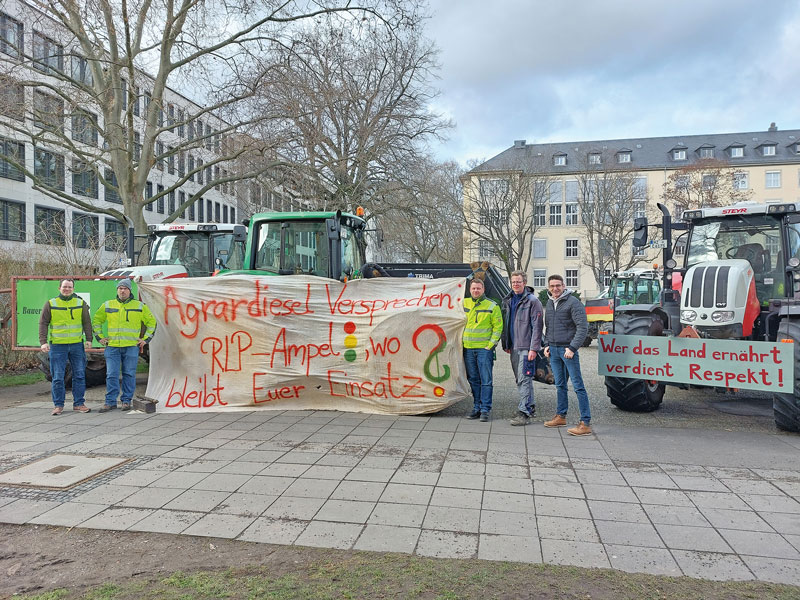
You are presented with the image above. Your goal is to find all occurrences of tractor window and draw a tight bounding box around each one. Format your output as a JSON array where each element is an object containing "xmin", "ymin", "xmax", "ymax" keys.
[
  {"xmin": 341, "ymin": 225, "xmax": 364, "ymax": 278},
  {"xmin": 254, "ymin": 222, "xmax": 282, "ymax": 272},
  {"xmin": 255, "ymin": 220, "xmax": 329, "ymax": 276},
  {"xmin": 686, "ymin": 215, "xmax": 782, "ymax": 274},
  {"xmin": 212, "ymin": 233, "xmax": 244, "ymax": 271},
  {"xmin": 150, "ymin": 233, "xmax": 210, "ymax": 276},
  {"xmin": 788, "ymin": 223, "xmax": 800, "ymax": 263}
]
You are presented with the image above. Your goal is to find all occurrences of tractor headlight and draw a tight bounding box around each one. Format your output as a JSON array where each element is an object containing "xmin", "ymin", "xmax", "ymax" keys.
[
  {"xmin": 711, "ymin": 311, "xmax": 735, "ymax": 323},
  {"xmin": 681, "ymin": 310, "xmax": 697, "ymax": 322}
]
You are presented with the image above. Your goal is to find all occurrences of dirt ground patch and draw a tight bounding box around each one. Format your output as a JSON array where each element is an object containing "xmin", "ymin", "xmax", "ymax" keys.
[{"xmin": 2, "ymin": 523, "xmax": 798, "ymax": 600}]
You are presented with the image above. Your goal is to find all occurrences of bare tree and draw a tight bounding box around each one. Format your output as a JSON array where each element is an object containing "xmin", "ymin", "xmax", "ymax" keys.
[
  {"xmin": 461, "ymin": 158, "xmax": 552, "ymax": 274},
  {"xmin": 0, "ymin": 0, "xmax": 422, "ymax": 233},
  {"xmin": 573, "ymin": 150, "xmax": 654, "ymax": 290},
  {"xmin": 378, "ymin": 158, "xmax": 463, "ymax": 263},
  {"xmin": 251, "ymin": 13, "xmax": 451, "ymax": 217},
  {"xmin": 661, "ymin": 158, "xmax": 753, "ymax": 214}
]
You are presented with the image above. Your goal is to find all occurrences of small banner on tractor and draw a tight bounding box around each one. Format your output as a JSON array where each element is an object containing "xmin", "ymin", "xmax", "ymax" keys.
[
  {"xmin": 598, "ymin": 334, "xmax": 794, "ymax": 392},
  {"xmin": 139, "ymin": 275, "xmax": 470, "ymax": 415}
]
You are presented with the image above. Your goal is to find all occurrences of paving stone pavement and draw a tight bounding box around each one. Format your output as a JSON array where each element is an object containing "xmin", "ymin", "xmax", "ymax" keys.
[{"xmin": 0, "ymin": 402, "xmax": 799, "ymax": 585}]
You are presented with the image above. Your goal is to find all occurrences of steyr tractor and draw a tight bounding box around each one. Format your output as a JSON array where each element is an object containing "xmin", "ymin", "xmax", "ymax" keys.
[{"xmin": 605, "ymin": 201, "xmax": 800, "ymax": 432}]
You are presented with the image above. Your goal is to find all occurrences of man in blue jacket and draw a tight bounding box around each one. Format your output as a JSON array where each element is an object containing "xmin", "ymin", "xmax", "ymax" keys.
[
  {"xmin": 542, "ymin": 274, "xmax": 592, "ymax": 436},
  {"xmin": 501, "ymin": 270, "xmax": 543, "ymax": 426}
]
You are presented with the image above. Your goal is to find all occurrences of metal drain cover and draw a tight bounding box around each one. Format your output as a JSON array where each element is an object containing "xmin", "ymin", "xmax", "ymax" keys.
[{"xmin": 0, "ymin": 454, "xmax": 131, "ymax": 489}]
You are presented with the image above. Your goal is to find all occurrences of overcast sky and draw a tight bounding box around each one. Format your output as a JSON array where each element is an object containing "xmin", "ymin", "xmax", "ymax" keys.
[{"xmin": 425, "ymin": 0, "xmax": 800, "ymax": 166}]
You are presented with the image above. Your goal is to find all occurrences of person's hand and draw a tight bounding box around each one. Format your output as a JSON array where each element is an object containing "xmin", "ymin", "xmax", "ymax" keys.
[
  {"xmin": 137, "ymin": 338, "xmax": 147, "ymax": 351},
  {"xmin": 99, "ymin": 338, "xmax": 109, "ymax": 346},
  {"xmin": 40, "ymin": 343, "xmax": 49, "ymax": 353},
  {"xmin": 527, "ymin": 350, "xmax": 536, "ymax": 361},
  {"xmin": 564, "ymin": 348, "xmax": 575, "ymax": 359},
  {"xmin": 504, "ymin": 348, "xmax": 510, "ymax": 354},
  {"xmin": 543, "ymin": 346, "xmax": 550, "ymax": 358},
  {"xmin": 84, "ymin": 341, "xmax": 92, "ymax": 350}
]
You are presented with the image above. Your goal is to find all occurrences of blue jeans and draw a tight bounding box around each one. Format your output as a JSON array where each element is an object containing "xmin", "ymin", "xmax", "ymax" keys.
[
  {"xmin": 49, "ymin": 342, "xmax": 86, "ymax": 407},
  {"xmin": 463, "ymin": 348, "xmax": 494, "ymax": 413},
  {"xmin": 550, "ymin": 346, "xmax": 591, "ymax": 423},
  {"xmin": 510, "ymin": 349, "xmax": 535, "ymax": 416},
  {"xmin": 104, "ymin": 345, "xmax": 139, "ymax": 406}
]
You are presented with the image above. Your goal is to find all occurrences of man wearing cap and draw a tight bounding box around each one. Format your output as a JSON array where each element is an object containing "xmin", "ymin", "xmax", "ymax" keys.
[
  {"xmin": 92, "ymin": 279, "xmax": 156, "ymax": 412},
  {"xmin": 39, "ymin": 279, "xmax": 93, "ymax": 416}
]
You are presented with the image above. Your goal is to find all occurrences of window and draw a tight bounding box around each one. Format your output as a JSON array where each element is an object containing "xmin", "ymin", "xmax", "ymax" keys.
[
  {"xmin": 179, "ymin": 191, "xmax": 186, "ymax": 218},
  {"xmin": 553, "ymin": 154, "xmax": 566, "ymax": 166},
  {"xmin": 215, "ymin": 201, "xmax": 221, "ymax": 221},
  {"xmin": 230, "ymin": 206, "xmax": 235, "ymax": 224},
  {"xmin": 549, "ymin": 203, "xmax": 562, "ymax": 226},
  {"xmin": 71, "ymin": 55, "xmax": 93, "ymax": 86},
  {"xmin": 0, "ymin": 138, "xmax": 25, "ymax": 182},
  {"xmin": 198, "ymin": 197, "xmax": 204, "ymax": 221},
  {"xmin": 104, "ymin": 219, "xmax": 125, "ymax": 252},
  {"xmin": 634, "ymin": 243, "xmax": 646, "ymax": 257},
  {"xmin": 120, "ymin": 79, "xmax": 127, "ymax": 110},
  {"xmin": 0, "ymin": 77, "xmax": 24, "ymax": 121},
  {"xmin": 702, "ymin": 174, "xmax": 716, "ymax": 189},
  {"xmin": 188, "ymin": 155, "xmax": 195, "ymax": 181},
  {"xmin": 168, "ymin": 190, "xmax": 175, "ymax": 214},
  {"xmin": 215, "ymin": 132, "xmax": 221, "ymax": 153},
  {"xmin": 565, "ymin": 269, "xmax": 578, "ymax": 288},
  {"xmin": 532, "ymin": 269, "xmax": 546, "ymax": 288},
  {"xmin": 34, "ymin": 148, "xmax": 65, "ymax": 190},
  {"xmin": 205, "ymin": 165, "xmax": 212, "ymax": 184},
  {"xmin": 104, "ymin": 168, "xmax": 121, "ymax": 204},
  {"xmin": 599, "ymin": 238, "xmax": 612, "ymax": 258},
  {"xmin": 177, "ymin": 109, "xmax": 185, "ymax": 137},
  {"xmin": 197, "ymin": 158, "xmax": 204, "ymax": 184},
  {"xmin": 156, "ymin": 141, "xmax": 164, "ymax": 171},
  {"xmin": 673, "ymin": 149, "xmax": 686, "ymax": 161},
  {"xmin": 0, "ymin": 12, "xmax": 23, "ymax": 58},
  {"xmin": 214, "ymin": 165, "xmax": 220, "ymax": 190},
  {"xmin": 0, "ymin": 199, "xmax": 25, "ymax": 241},
  {"xmin": 548, "ymin": 181, "xmax": 562, "ymax": 204},
  {"xmin": 168, "ymin": 104, "xmax": 175, "ymax": 130},
  {"xmin": 207, "ymin": 199, "xmax": 212, "ymax": 221},
  {"xmin": 145, "ymin": 181, "xmax": 153, "ymax": 211},
  {"xmin": 223, "ymin": 204, "xmax": 228, "ymax": 223},
  {"xmin": 71, "ymin": 159, "xmax": 97, "ymax": 198},
  {"xmin": 766, "ymin": 171, "xmax": 781, "ymax": 189},
  {"xmin": 167, "ymin": 147, "xmax": 175, "ymax": 174},
  {"xmin": 188, "ymin": 196, "xmax": 195, "ymax": 221},
  {"xmin": 675, "ymin": 175, "xmax": 689, "ymax": 190},
  {"xmin": 730, "ymin": 146, "xmax": 744, "ymax": 158},
  {"xmin": 143, "ymin": 91, "xmax": 151, "ymax": 115},
  {"xmin": 71, "ymin": 110, "xmax": 98, "ymax": 146},
  {"xmin": 565, "ymin": 202, "xmax": 578, "ymax": 226},
  {"xmin": 34, "ymin": 206, "xmax": 65, "ymax": 245},
  {"xmin": 532, "ymin": 238, "xmax": 546, "ymax": 259},
  {"xmin": 762, "ymin": 144, "xmax": 776, "ymax": 156},
  {"xmin": 733, "ymin": 171, "xmax": 748, "ymax": 190},
  {"xmin": 617, "ymin": 152, "xmax": 631, "ymax": 163},
  {"xmin": 477, "ymin": 240, "xmax": 491, "ymax": 259},
  {"xmin": 72, "ymin": 213, "xmax": 98, "ymax": 249},
  {"xmin": 534, "ymin": 204, "xmax": 546, "ymax": 227},
  {"xmin": 205, "ymin": 124, "xmax": 213, "ymax": 150},
  {"xmin": 699, "ymin": 147, "xmax": 714, "ymax": 159},
  {"xmin": 133, "ymin": 132, "xmax": 141, "ymax": 162},
  {"xmin": 156, "ymin": 184, "xmax": 164, "ymax": 213},
  {"xmin": 33, "ymin": 32, "xmax": 63, "ymax": 74},
  {"xmin": 133, "ymin": 86, "xmax": 140, "ymax": 117},
  {"xmin": 178, "ymin": 151, "xmax": 185, "ymax": 177},
  {"xmin": 603, "ymin": 269, "xmax": 612, "ymax": 287},
  {"xmin": 633, "ymin": 200, "xmax": 645, "ymax": 220},
  {"xmin": 33, "ymin": 92, "xmax": 64, "ymax": 133},
  {"xmin": 589, "ymin": 153, "xmax": 601, "ymax": 164},
  {"xmin": 565, "ymin": 239, "xmax": 578, "ymax": 258}
]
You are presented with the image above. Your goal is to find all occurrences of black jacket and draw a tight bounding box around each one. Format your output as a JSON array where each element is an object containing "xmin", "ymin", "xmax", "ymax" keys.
[{"xmin": 542, "ymin": 289, "xmax": 588, "ymax": 353}]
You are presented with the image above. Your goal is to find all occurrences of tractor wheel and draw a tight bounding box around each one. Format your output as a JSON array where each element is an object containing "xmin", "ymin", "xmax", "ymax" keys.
[
  {"xmin": 772, "ymin": 319, "xmax": 800, "ymax": 433},
  {"xmin": 605, "ymin": 312, "xmax": 665, "ymax": 412}
]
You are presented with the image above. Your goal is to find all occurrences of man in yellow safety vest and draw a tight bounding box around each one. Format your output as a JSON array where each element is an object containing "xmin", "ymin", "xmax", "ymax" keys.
[
  {"xmin": 92, "ymin": 279, "xmax": 156, "ymax": 413},
  {"xmin": 39, "ymin": 279, "xmax": 93, "ymax": 416}
]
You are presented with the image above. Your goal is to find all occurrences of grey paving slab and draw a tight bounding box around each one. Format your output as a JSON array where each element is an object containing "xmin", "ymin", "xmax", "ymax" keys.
[
  {"xmin": 484, "ymin": 490, "xmax": 534, "ymax": 514},
  {"xmin": 655, "ymin": 523, "xmax": 732, "ymax": 553},
  {"xmin": 575, "ymin": 469, "xmax": 626, "ymax": 486},
  {"xmin": 346, "ymin": 467, "xmax": 395, "ymax": 483},
  {"xmin": 282, "ymin": 477, "xmax": 339, "ymax": 499},
  {"xmin": 485, "ymin": 463, "xmax": 528, "ymax": 478},
  {"xmin": 478, "ymin": 533, "xmax": 542, "ymax": 563},
  {"xmin": 633, "ymin": 487, "xmax": 693, "ymax": 507},
  {"xmin": 529, "ymin": 467, "xmax": 577, "ymax": 483},
  {"xmin": 534, "ymin": 480, "xmax": 584, "ymax": 499},
  {"xmin": 670, "ymin": 475, "xmax": 730, "ymax": 492},
  {"xmin": 416, "ymin": 530, "xmax": 478, "ymax": 558},
  {"xmin": 108, "ymin": 469, "xmax": 166, "ymax": 487},
  {"xmin": 259, "ymin": 463, "xmax": 309, "ymax": 478},
  {"xmin": 164, "ymin": 489, "xmax": 230, "ymax": 512},
  {"xmin": 263, "ymin": 496, "xmax": 326, "ymax": 520},
  {"xmin": 315, "ymin": 499, "xmax": 375, "ymax": 524},
  {"xmin": 741, "ymin": 555, "xmax": 800, "ymax": 585},
  {"xmin": 390, "ymin": 469, "xmax": 440, "ymax": 486},
  {"xmin": 719, "ymin": 529, "xmax": 800, "ymax": 559},
  {"xmin": 535, "ymin": 496, "xmax": 590, "ymax": 519},
  {"xmin": 721, "ymin": 478, "xmax": 784, "ymax": 495},
  {"xmin": 190, "ymin": 472, "xmax": 250, "ymax": 492},
  {"xmin": 623, "ymin": 472, "xmax": 676, "ymax": 489},
  {"xmin": 437, "ymin": 472, "xmax": 484, "ymax": 489},
  {"xmin": 80, "ymin": 506, "xmax": 153, "ymax": 530},
  {"xmin": 238, "ymin": 475, "xmax": 294, "ymax": 496},
  {"xmin": 686, "ymin": 491, "xmax": 751, "ymax": 511},
  {"xmin": 30, "ymin": 502, "xmax": 107, "ymax": 527},
  {"xmin": 480, "ymin": 509, "xmax": 538, "ymax": 536},
  {"xmin": 760, "ymin": 511, "xmax": 800, "ymax": 535},
  {"xmin": 740, "ymin": 493, "xmax": 800, "ymax": 513},
  {"xmin": 124, "ymin": 486, "xmax": 184, "ymax": 509},
  {"xmin": 299, "ymin": 465, "xmax": 351, "ymax": 480},
  {"xmin": 672, "ymin": 550, "xmax": 755, "ymax": 581},
  {"xmin": 213, "ymin": 493, "xmax": 277, "ymax": 517},
  {"xmin": 295, "ymin": 520, "xmax": 363, "ymax": 549},
  {"xmin": 485, "ymin": 476, "xmax": 533, "ymax": 494},
  {"xmin": 583, "ymin": 484, "xmax": 639, "ymax": 503},
  {"xmin": 594, "ymin": 519, "xmax": 664, "ymax": 548},
  {"xmin": 540, "ymin": 539, "xmax": 610, "ymax": 569},
  {"xmin": 699, "ymin": 507, "xmax": 774, "ymax": 532},
  {"xmin": 588, "ymin": 500, "xmax": 649, "ymax": 524},
  {"xmin": 238, "ymin": 517, "xmax": 307, "ymax": 545},
  {"xmin": 182, "ymin": 513, "xmax": 255, "ymax": 538},
  {"xmin": 368, "ymin": 502, "xmax": 427, "ymax": 528},
  {"xmin": 354, "ymin": 524, "xmax": 420, "ymax": 553},
  {"xmin": 72, "ymin": 484, "xmax": 139, "ymax": 505},
  {"xmin": 537, "ymin": 516, "xmax": 599, "ymax": 543},
  {"xmin": 423, "ymin": 505, "xmax": 480, "ymax": 533},
  {"xmin": 128, "ymin": 509, "xmax": 202, "ymax": 533},
  {"xmin": 148, "ymin": 471, "xmax": 209, "ymax": 489},
  {"xmin": 430, "ymin": 486, "xmax": 483, "ymax": 510},
  {"xmin": 605, "ymin": 544, "xmax": 682, "ymax": 576},
  {"xmin": 379, "ymin": 483, "xmax": 434, "ymax": 505}
]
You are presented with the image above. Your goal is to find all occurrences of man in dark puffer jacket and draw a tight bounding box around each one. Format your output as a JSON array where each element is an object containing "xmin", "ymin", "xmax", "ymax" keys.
[{"xmin": 542, "ymin": 274, "xmax": 593, "ymax": 436}]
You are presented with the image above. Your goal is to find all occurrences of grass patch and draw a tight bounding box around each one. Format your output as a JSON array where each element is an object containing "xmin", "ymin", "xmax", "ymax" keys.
[
  {"xmin": 0, "ymin": 370, "xmax": 45, "ymax": 387},
  {"xmin": 15, "ymin": 553, "xmax": 800, "ymax": 600}
]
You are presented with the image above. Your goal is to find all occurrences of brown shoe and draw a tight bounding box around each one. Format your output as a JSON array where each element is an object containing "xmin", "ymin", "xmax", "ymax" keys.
[
  {"xmin": 51, "ymin": 406, "xmax": 63, "ymax": 416},
  {"xmin": 73, "ymin": 405, "xmax": 91, "ymax": 413},
  {"xmin": 567, "ymin": 421, "xmax": 593, "ymax": 436},
  {"xmin": 544, "ymin": 414, "xmax": 567, "ymax": 428}
]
